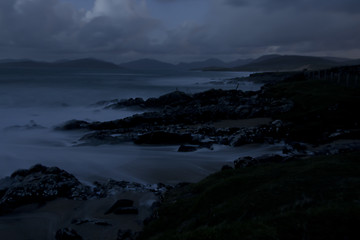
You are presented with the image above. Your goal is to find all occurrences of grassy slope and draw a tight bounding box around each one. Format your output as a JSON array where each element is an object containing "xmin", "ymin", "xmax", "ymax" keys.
[
  {"xmin": 139, "ymin": 152, "xmax": 360, "ymax": 240},
  {"xmin": 263, "ymin": 78, "xmax": 360, "ymax": 143}
]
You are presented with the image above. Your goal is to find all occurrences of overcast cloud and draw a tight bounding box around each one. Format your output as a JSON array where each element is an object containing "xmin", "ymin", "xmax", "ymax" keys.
[{"xmin": 0, "ymin": 0, "xmax": 359, "ymax": 62}]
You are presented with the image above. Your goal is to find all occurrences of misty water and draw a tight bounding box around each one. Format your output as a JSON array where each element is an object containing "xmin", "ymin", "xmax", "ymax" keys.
[{"xmin": 0, "ymin": 69, "xmax": 282, "ymax": 184}]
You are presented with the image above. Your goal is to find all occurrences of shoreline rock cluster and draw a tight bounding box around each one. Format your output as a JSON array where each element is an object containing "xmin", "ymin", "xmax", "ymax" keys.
[
  {"xmin": 57, "ymin": 88, "xmax": 294, "ymax": 150},
  {"xmin": 0, "ymin": 164, "xmax": 169, "ymax": 215}
]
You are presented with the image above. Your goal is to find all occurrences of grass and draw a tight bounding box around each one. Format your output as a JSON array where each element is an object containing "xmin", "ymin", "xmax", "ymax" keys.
[{"xmin": 138, "ymin": 152, "xmax": 360, "ymax": 240}]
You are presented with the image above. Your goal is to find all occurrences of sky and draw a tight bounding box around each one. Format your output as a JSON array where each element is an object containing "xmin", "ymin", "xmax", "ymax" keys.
[{"xmin": 0, "ymin": 0, "xmax": 360, "ymax": 63}]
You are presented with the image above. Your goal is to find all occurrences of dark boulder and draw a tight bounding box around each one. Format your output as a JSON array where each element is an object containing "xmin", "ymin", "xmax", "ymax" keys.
[
  {"xmin": 145, "ymin": 91, "xmax": 193, "ymax": 108},
  {"xmin": 178, "ymin": 144, "xmax": 198, "ymax": 152},
  {"xmin": 55, "ymin": 120, "xmax": 90, "ymax": 131},
  {"xmin": 234, "ymin": 155, "xmax": 292, "ymax": 169},
  {"xmin": 78, "ymin": 131, "xmax": 129, "ymax": 146},
  {"xmin": 117, "ymin": 229, "xmax": 139, "ymax": 240},
  {"xmin": 0, "ymin": 164, "xmax": 89, "ymax": 215},
  {"xmin": 134, "ymin": 131, "xmax": 194, "ymax": 145},
  {"xmin": 105, "ymin": 199, "xmax": 138, "ymax": 215},
  {"xmin": 55, "ymin": 228, "xmax": 83, "ymax": 240}
]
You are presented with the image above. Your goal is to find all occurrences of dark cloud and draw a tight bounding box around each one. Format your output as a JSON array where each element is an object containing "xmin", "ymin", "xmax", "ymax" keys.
[
  {"xmin": 224, "ymin": 0, "xmax": 360, "ymax": 14},
  {"xmin": 0, "ymin": 0, "xmax": 359, "ymax": 61}
]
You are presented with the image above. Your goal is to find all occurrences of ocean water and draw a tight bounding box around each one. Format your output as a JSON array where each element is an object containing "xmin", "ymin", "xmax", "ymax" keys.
[{"xmin": 0, "ymin": 68, "xmax": 281, "ymax": 184}]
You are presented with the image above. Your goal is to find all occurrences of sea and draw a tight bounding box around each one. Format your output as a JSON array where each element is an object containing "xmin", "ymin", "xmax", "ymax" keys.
[{"xmin": 0, "ymin": 68, "xmax": 283, "ymax": 184}]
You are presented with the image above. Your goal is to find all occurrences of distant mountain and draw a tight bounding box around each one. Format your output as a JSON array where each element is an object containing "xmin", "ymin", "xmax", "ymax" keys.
[
  {"xmin": 0, "ymin": 58, "xmax": 121, "ymax": 70},
  {"xmin": 119, "ymin": 58, "xmax": 177, "ymax": 71},
  {"xmin": 55, "ymin": 58, "xmax": 120, "ymax": 69},
  {"xmin": 342, "ymin": 58, "xmax": 360, "ymax": 66},
  {"xmin": 0, "ymin": 59, "xmax": 32, "ymax": 63},
  {"xmin": 323, "ymin": 57, "xmax": 351, "ymax": 62},
  {"xmin": 227, "ymin": 58, "xmax": 253, "ymax": 68},
  {"xmin": 249, "ymin": 54, "xmax": 282, "ymax": 64},
  {"xmin": 0, "ymin": 60, "xmax": 52, "ymax": 68},
  {"xmin": 177, "ymin": 58, "xmax": 227, "ymax": 70},
  {"xmin": 233, "ymin": 55, "xmax": 338, "ymax": 71}
]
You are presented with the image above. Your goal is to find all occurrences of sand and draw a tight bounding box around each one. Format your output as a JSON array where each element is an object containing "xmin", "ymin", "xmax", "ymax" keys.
[{"xmin": 0, "ymin": 191, "xmax": 158, "ymax": 240}]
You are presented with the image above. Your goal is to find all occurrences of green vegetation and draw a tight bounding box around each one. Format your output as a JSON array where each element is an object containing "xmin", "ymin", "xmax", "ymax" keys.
[
  {"xmin": 263, "ymin": 77, "xmax": 360, "ymax": 143},
  {"xmin": 139, "ymin": 152, "xmax": 360, "ymax": 240}
]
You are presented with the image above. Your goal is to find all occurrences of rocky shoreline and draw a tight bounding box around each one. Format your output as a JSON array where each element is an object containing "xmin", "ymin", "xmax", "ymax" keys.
[
  {"xmin": 1, "ymin": 69, "xmax": 359, "ymax": 239},
  {"xmin": 0, "ymin": 164, "xmax": 171, "ymax": 239},
  {"xmin": 56, "ymin": 88, "xmax": 294, "ymax": 151}
]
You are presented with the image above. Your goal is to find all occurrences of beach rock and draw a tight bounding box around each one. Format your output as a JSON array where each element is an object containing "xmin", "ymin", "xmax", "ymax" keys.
[
  {"xmin": 107, "ymin": 97, "xmax": 145, "ymax": 109},
  {"xmin": 117, "ymin": 229, "xmax": 139, "ymax": 240},
  {"xmin": 55, "ymin": 228, "xmax": 83, "ymax": 240},
  {"xmin": 92, "ymin": 179, "xmax": 155, "ymax": 198},
  {"xmin": 71, "ymin": 218, "xmax": 111, "ymax": 226},
  {"xmin": 146, "ymin": 91, "xmax": 193, "ymax": 108},
  {"xmin": 234, "ymin": 155, "xmax": 292, "ymax": 169},
  {"xmin": 105, "ymin": 199, "xmax": 139, "ymax": 215},
  {"xmin": 221, "ymin": 165, "xmax": 234, "ymax": 171},
  {"xmin": 0, "ymin": 164, "xmax": 89, "ymax": 215},
  {"xmin": 178, "ymin": 144, "xmax": 198, "ymax": 152},
  {"xmin": 55, "ymin": 119, "xmax": 90, "ymax": 130},
  {"xmin": 78, "ymin": 131, "xmax": 129, "ymax": 146},
  {"xmin": 134, "ymin": 131, "xmax": 194, "ymax": 145}
]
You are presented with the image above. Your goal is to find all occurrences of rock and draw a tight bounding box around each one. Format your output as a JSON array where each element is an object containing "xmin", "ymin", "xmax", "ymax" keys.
[
  {"xmin": 234, "ymin": 156, "xmax": 255, "ymax": 168},
  {"xmin": 271, "ymin": 119, "xmax": 283, "ymax": 128},
  {"xmin": 134, "ymin": 131, "xmax": 194, "ymax": 145},
  {"xmin": 105, "ymin": 199, "xmax": 138, "ymax": 215},
  {"xmin": 108, "ymin": 97, "xmax": 145, "ymax": 109},
  {"xmin": 234, "ymin": 155, "xmax": 292, "ymax": 169},
  {"xmin": 78, "ymin": 131, "xmax": 128, "ymax": 146},
  {"xmin": 91, "ymin": 179, "xmax": 154, "ymax": 198},
  {"xmin": 117, "ymin": 229, "xmax": 139, "ymax": 240},
  {"xmin": 113, "ymin": 207, "xmax": 139, "ymax": 215},
  {"xmin": 221, "ymin": 165, "xmax": 234, "ymax": 171},
  {"xmin": 71, "ymin": 218, "xmax": 111, "ymax": 226},
  {"xmin": 178, "ymin": 144, "xmax": 198, "ymax": 152},
  {"xmin": 55, "ymin": 120, "xmax": 89, "ymax": 131},
  {"xmin": 55, "ymin": 228, "xmax": 83, "ymax": 240},
  {"xmin": 0, "ymin": 164, "xmax": 89, "ymax": 215}
]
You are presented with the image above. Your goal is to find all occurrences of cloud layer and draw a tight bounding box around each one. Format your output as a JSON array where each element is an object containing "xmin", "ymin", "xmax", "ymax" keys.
[{"xmin": 0, "ymin": 0, "xmax": 359, "ymax": 62}]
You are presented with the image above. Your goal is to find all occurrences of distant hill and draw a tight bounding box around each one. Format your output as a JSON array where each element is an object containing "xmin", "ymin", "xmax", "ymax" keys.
[
  {"xmin": 342, "ymin": 58, "xmax": 360, "ymax": 66},
  {"xmin": 177, "ymin": 58, "xmax": 253, "ymax": 70},
  {"xmin": 0, "ymin": 58, "xmax": 121, "ymax": 70},
  {"xmin": 177, "ymin": 58, "xmax": 227, "ymax": 70},
  {"xmin": 118, "ymin": 58, "xmax": 177, "ymax": 71},
  {"xmin": 227, "ymin": 58, "xmax": 253, "ymax": 68},
  {"xmin": 54, "ymin": 58, "xmax": 120, "ymax": 69},
  {"xmin": 0, "ymin": 60, "xmax": 52, "ymax": 69},
  {"xmin": 233, "ymin": 55, "xmax": 338, "ymax": 71}
]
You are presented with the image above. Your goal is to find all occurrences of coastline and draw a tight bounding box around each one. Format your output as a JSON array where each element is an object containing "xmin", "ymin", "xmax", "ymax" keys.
[{"xmin": 0, "ymin": 67, "xmax": 359, "ymax": 239}]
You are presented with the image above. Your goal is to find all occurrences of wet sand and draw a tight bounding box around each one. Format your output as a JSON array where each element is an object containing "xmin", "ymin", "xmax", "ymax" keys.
[{"xmin": 0, "ymin": 191, "xmax": 158, "ymax": 240}]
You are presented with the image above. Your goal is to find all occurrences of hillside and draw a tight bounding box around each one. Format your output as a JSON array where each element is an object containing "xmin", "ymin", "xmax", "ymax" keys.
[{"xmin": 139, "ymin": 152, "xmax": 360, "ymax": 240}]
